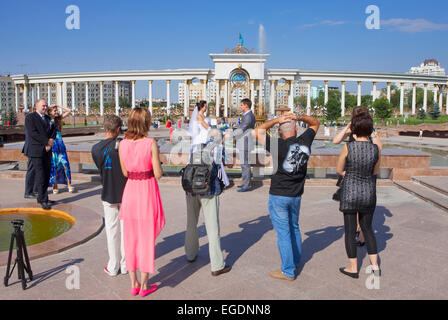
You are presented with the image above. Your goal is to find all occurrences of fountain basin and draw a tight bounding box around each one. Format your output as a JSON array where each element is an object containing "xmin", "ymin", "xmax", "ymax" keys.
[
  {"xmin": 0, "ymin": 208, "xmax": 75, "ymax": 252},
  {"xmin": 0, "ymin": 203, "xmax": 103, "ymax": 266}
]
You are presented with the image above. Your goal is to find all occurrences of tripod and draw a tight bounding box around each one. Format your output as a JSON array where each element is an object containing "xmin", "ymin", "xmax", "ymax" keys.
[{"xmin": 4, "ymin": 219, "xmax": 33, "ymax": 290}]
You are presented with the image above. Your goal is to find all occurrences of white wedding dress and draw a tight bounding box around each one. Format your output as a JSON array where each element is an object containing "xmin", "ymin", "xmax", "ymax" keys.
[{"xmin": 188, "ymin": 108, "xmax": 230, "ymax": 188}]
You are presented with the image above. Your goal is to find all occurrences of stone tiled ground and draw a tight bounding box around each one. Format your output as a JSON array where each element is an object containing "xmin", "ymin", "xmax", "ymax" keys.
[{"xmin": 0, "ymin": 178, "xmax": 448, "ymax": 300}]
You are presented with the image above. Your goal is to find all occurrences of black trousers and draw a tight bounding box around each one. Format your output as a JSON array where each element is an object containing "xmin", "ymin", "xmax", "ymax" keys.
[
  {"xmin": 30, "ymin": 154, "xmax": 52, "ymax": 204},
  {"xmin": 343, "ymin": 210, "xmax": 378, "ymax": 259},
  {"xmin": 24, "ymin": 158, "xmax": 37, "ymax": 196}
]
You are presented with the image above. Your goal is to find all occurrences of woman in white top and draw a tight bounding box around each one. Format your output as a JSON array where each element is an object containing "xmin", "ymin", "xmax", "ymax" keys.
[
  {"xmin": 189, "ymin": 100, "xmax": 210, "ymax": 146},
  {"xmin": 188, "ymin": 100, "xmax": 230, "ymax": 187}
]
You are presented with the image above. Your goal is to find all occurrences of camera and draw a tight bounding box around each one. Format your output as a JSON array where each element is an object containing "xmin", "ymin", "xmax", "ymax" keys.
[{"xmin": 11, "ymin": 219, "xmax": 24, "ymax": 228}]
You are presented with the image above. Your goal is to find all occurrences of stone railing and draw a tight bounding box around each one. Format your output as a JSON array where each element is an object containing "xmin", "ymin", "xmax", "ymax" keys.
[{"xmin": 1, "ymin": 146, "xmax": 445, "ymax": 181}]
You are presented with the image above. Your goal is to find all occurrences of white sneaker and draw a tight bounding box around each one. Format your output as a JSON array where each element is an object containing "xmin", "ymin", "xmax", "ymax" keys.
[
  {"xmin": 104, "ymin": 266, "xmax": 118, "ymax": 277},
  {"xmin": 120, "ymin": 267, "xmax": 128, "ymax": 275},
  {"xmin": 68, "ymin": 186, "xmax": 75, "ymax": 193},
  {"xmin": 53, "ymin": 189, "xmax": 59, "ymax": 194}
]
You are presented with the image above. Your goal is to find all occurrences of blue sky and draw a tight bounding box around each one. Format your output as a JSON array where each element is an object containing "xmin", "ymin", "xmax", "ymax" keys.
[{"xmin": 1, "ymin": 0, "xmax": 447, "ymax": 99}]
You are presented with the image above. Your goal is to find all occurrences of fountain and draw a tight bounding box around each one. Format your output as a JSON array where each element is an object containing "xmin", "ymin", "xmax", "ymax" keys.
[{"xmin": 0, "ymin": 208, "xmax": 74, "ymax": 252}]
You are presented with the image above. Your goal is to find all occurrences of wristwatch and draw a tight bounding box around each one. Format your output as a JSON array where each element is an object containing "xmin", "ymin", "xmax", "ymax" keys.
[{"xmin": 294, "ymin": 112, "xmax": 303, "ymax": 121}]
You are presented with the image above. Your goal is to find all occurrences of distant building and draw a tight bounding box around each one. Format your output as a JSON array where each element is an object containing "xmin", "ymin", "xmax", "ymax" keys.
[
  {"xmin": 66, "ymin": 81, "xmax": 131, "ymax": 109},
  {"xmin": 311, "ymin": 86, "xmax": 324, "ymax": 99},
  {"xmin": 293, "ymin": 81, "xmax": 308, "ymax": 97},
  {"xmin": 0, "ymin": 76, "xmax": 15, "ymax": 112},
  {"xmin": 399, "ymin": 59, "xmax": 446, "ymax": 91},
  {"xmin": 178, "ymin": 81, "xmax": 217, "ymax": 104}
]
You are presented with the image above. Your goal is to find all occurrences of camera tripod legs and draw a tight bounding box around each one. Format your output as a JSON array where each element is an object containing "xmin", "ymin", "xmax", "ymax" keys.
[{"xmin": 4, "ymin": 229, "xmax": 33, "ymax": 290}]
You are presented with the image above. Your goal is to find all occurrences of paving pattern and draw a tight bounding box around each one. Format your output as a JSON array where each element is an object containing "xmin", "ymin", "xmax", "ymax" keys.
[{"xmin": 0, "ymin": 178, "xmax": 448, "ymax": 300}]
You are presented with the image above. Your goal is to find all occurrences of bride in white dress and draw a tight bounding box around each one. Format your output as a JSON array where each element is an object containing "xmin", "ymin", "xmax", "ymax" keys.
[
  {"xmin": 189, "ymin": 101, "xmax": 210, "ymax": 146},
  {"xmin": 188, "ymin": 100, "xmax": 230, "ymax": 187}
]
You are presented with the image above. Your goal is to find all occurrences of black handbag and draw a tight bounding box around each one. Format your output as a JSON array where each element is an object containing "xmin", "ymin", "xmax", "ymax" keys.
[{"xmin": 332, "ymin": 175, "xmax": 344, "ymax": 202}]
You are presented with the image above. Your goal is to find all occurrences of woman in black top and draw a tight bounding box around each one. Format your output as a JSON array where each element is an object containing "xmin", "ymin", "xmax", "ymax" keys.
[
  {"xmin": 336, "ymin": 112, "xmax": 382, "ymax": 279},
  {"xmin": 333, "ymin": 107, "xmax": 383, "ymax": 246}
]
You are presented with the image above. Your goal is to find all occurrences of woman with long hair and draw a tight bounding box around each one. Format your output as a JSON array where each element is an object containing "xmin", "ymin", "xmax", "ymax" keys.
[
  {"xmin": 119, "ymin": 107, "xmax": 165, "ymax": 297},
  {"xmin": 336, "ymin": 111, "xmax": 382, "ymax": 279},
  {"xmin": 47, "ymin": 105, "xmax": 75, "ymax": 193}
]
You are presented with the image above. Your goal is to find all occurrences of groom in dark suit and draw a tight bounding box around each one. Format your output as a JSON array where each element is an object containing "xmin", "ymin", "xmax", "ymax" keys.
[
  {"xmin": 24, "ymin": 99, "xmax": 56, "ymax": 209},
  {"xmin": 226, "ymin": 98, "xmax": 256, "ymax": 192}
]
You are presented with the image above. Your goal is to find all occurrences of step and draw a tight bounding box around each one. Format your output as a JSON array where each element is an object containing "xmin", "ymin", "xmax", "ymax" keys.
[
  {"xmin": 394, "ymin": 181, "xmax": 448, "ymax": 214},
  {"xmin": 411, "ymin": 176, "xmax": 448, "ymax": 197}
]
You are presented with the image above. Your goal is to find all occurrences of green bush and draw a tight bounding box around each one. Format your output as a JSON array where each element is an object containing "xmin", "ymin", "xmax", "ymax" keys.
[
  {"xmin": 373, "ymin": 97, "xmax": 392, "ymax": 120},
  {"xmin": 417, "ymin": 107, "xmax": 426, "ymax": 120},
  {"xmin": 428, "ymin": 103, "xmax": 441, "ymax": 120},
  {"xmin": 324, "ymin": 98, "xmax": 341, "ymax": 121}
]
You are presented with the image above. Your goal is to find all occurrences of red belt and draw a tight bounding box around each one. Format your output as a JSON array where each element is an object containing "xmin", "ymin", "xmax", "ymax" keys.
[{"xmin": 128, "ymin": 171, "xmax": 154, "ymax": 180}]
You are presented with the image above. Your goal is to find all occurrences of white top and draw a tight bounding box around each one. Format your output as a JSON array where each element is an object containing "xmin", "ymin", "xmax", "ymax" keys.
[{"xmin": 191, "ymin": 117, "xmax": 210, "ymax": 146}]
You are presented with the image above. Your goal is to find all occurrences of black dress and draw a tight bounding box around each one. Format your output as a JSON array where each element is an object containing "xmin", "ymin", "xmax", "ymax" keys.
[{"xmin": 339, "ymin": 141, "xmax": 379, "ymax": 213}]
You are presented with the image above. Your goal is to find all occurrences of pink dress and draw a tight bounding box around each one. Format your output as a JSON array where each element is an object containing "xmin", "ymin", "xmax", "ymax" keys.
[{"xmin": 119, "ymin": 138, "xmax": 165, "ymax": 273}]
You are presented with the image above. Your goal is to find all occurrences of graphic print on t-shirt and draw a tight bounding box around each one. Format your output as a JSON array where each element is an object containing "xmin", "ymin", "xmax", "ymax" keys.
[
  {"xmin": 282, "ymin": 143, "xmax": 310, "ymax": 174},
  {"xmin": 104, "ymin": 147, "xmax": 113, "ymax": 169}
]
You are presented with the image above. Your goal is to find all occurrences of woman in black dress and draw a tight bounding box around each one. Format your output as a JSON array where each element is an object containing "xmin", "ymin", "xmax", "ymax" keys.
[
  {"xmin": 333, "ymin": 107, "xmax": 383, "ymax": 246},
  {"xmin": 336, "ymin": 112, "xmax": 381, "ymax": 279}
]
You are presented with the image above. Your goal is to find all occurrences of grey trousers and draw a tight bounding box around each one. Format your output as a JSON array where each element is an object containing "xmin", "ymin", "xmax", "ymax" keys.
[
  {"xmin": 241, "ymin": 164, "xmax": 252, "ymax": 188},
  {"xmin": 185, "ymin": 194, "xmax": 225, "ymax": 272}
]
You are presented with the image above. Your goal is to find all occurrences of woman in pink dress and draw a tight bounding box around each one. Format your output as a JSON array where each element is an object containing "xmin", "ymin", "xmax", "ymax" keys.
[{"xmin": 119, "ymin": 108, "xmax": 165, "ymax": 297}]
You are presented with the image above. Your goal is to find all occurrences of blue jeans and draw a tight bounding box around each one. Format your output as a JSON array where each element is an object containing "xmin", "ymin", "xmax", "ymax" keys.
[{"xmin": 268, "ymin": 195, "xmax": 303, "ymax": 278}]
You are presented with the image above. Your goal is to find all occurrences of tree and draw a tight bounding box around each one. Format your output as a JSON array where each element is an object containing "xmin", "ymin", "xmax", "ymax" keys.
[
  {"xmin": 361, "ymin": 95, "xmax": 373, "ymax": 108},
  {"xmin": 390, "ymin": 90, "xmax": 401, "ymax": 111},
  {"xmin": 345, "ymin": 93, "xmax": 357, "ymax": 112},
  {"xmin": 119, "ymin": 97, "xmax": 131, "ymax": 109},
  {"xmin": 417, "ymin": 107, "xmax": 426, "ymax": 120},
  {"xmin": 325, "ymin": 97, "xmax": 341, "ymax": 121},
  {"xmin": 104, "ymin": 102, "xmax": 115, "ymax": 112},
  {"xmin": 373, "ymin": 97, "xmax": 392, "ymax": 119},
  {"xmin": 7, "ymin": 107, "xmax": 17, "ymax": 126},
  {"xmin": 90, "ymin": 102, "xmax": 100, "ymax": 114},
  {"xmin": 428, "ymin": 103, "xmax": 441, "ymax": 120}
]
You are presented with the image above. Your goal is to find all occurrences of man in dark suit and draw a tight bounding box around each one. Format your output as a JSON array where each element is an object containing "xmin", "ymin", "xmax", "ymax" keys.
[
  {"xmin": 24, "ymin": 99, "xmax": 56, "ymax": 209},
  {"xmin": 225, "ymin": 98, "xmax": 256, "ymax": 192},
  {"xmin": 22, "ymin": 131, "xmax": 37, "ymax": 199}
]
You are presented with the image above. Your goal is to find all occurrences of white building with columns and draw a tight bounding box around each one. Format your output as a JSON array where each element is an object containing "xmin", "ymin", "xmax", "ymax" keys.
[{"xmin": 10, "ymin": 44, "xmax": 448, "ymax": 118}]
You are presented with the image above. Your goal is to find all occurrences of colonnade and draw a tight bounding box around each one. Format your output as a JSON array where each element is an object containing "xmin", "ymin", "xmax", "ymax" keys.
[
  {"xmin": 14, "ymin": 78, "xmax": 448, "ymax": 118},
  {"xmin": 270, "ymin": 80, "xmax": 448, "ymax": 117}
]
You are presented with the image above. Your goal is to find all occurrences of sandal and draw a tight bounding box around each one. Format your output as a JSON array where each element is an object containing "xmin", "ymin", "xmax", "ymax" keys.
[
  {"xmin": 68, "ymin": 186, "xmax": 75, "ymax": 193},
  {"xmin": 53, "ymin": 188, "xmax": 59, "ymax": 194}
]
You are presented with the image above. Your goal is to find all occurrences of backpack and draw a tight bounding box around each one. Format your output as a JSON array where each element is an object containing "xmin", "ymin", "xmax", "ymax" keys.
[{"xmin": 181, "ymin": 143, "xmax": 221, "ymax": 195}]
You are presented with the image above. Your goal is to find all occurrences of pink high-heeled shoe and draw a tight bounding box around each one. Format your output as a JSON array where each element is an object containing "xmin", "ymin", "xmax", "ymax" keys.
[
  {"xmin": 139, "ymin": 284, "xmax": 158, "ymax": 297},
  {"xmin": 130, "ymin": 287, "xmax": 140, "ymax": 296}
]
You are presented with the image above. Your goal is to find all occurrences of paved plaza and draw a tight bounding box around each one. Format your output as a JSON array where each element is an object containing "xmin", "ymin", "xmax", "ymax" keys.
[{"xmin": 0, "ymin": 176, "xmax": 448, "ymax": 300}]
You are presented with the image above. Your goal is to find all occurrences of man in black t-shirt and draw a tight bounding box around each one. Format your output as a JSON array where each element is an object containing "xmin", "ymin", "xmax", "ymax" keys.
[
  {"xmin": 253, "ymin": 112, "xmax": 320, "ymax": 281},
  {"xmin": 91, "ymin": 115, "xmax": 128, "ymax": 277}
]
